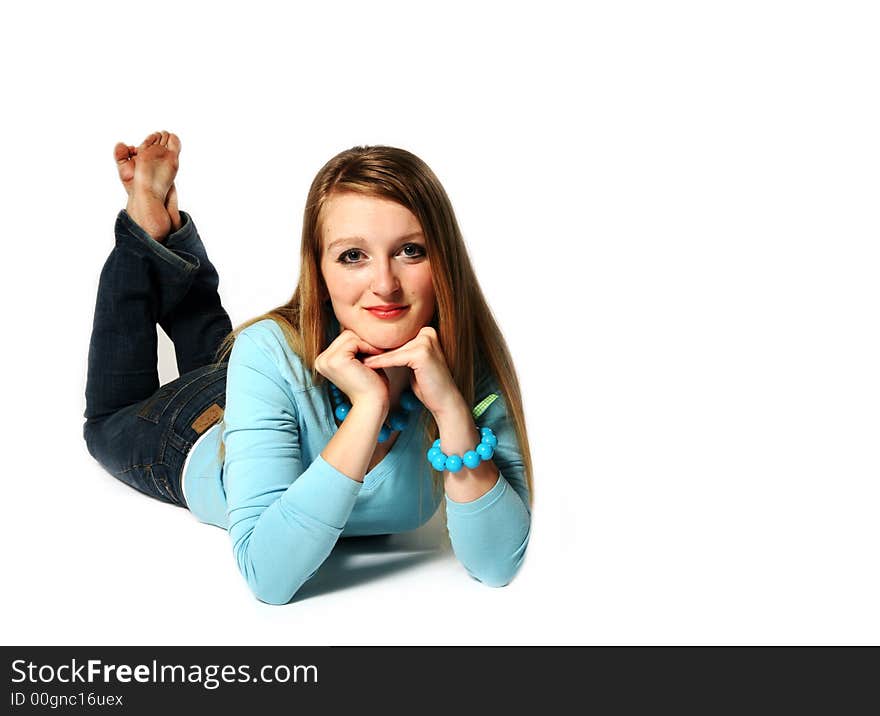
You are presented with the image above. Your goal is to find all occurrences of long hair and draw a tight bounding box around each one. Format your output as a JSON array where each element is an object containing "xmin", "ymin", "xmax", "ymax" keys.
[{"xmin": 212, "ymin": 145, "xmax": 533, "ymax": 508}]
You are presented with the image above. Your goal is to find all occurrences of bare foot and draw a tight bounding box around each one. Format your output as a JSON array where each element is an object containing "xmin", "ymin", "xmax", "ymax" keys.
[
  {"xmin": 115, "ymin": 131, "xmax": 182, "ymax": 241},
  {"xmin": 114, "ymin": 139, "xmax": 181, "ymax": 230}
]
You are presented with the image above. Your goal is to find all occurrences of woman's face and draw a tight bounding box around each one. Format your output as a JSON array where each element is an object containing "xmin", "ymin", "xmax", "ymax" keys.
[{"xmin": 320, "ymin": 192, "xmax": 435, "ymax": 350}]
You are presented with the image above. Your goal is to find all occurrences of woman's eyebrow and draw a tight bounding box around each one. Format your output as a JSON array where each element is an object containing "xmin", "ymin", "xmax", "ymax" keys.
[{"xmin": 326, "ymin": 232, "xmax": 424, "ymax": 253}]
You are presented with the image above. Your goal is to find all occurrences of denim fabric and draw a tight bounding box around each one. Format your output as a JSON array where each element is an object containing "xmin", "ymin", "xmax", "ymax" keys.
[{"xmin": 83, "ymin": 209, "xmax": 232, "ymax": 508}]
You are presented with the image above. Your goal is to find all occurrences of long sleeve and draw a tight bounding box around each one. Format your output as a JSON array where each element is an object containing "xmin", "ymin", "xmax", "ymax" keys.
[
  {"xmin": 222, "ymin": 329, "xmax": 362, "ymax": 605},
  {"xmin": 444, "ymin": 375, "xmax": 532, "ymax": 587}
]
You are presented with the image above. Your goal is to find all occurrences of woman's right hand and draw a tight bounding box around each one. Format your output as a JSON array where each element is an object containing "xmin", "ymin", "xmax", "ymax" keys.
[{"xmin": 314, "ymin": 329, "xmax": 390, "ymax": 409}]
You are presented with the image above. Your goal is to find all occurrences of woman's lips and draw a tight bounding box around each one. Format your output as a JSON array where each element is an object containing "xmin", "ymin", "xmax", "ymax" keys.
[{"xmin": 365, "ymin": 306, "xmax": 410, "ymax": 319}]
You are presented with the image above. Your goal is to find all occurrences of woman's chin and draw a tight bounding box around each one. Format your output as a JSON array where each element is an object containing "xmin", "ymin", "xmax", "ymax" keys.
[
  {"xmin": 364, "ymin": 328, "xmax": 417, "ymax": 351},
  {"xmin": 372, "ymin": 337, "xmax": 409, "ymax": 351}
]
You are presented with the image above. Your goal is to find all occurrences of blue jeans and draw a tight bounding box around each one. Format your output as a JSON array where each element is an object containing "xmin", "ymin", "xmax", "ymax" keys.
[{"xmin": 83, "ymin": 210, "xmax": 231, "ymax": 508}]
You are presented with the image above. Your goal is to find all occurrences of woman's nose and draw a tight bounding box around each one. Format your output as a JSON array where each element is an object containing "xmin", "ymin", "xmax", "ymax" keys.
[{"xmin": 370, "ymin": 259, "xmax": 401, "ymax": 295}]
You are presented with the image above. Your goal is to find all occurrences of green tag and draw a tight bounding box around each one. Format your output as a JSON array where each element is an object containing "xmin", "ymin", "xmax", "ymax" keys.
[{"xmin": 472, "ymin": 393, "xmax": 499, "ymax": 419}]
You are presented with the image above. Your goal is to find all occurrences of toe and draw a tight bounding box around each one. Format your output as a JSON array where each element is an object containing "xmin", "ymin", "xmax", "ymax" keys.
[
  {"xmin": 167, "ymin": 133, "xmax": 181, "ymax": 154},
  {"xmin": 114, "ymin": 142, "xmax": 135, "ymax": 188},
  {"xmin": 141, "ymin": 132, "xmax": 159, "ymax": 148},
  {"xmin": 159, "ymin": 130, "xmax": 169, "ymax": 146},
  {"xmin": 113, "ymin": 142, "xmax": 130, "ymax": 164}
]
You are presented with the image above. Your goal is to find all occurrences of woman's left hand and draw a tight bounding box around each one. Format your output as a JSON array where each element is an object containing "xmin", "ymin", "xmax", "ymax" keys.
[{"xmin": 362, "ymin": 327, "xmax": 464, "ymax": 418}]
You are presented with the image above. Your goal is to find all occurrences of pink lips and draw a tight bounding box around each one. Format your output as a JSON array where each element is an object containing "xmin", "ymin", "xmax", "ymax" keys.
[{"xmin": 365, "ymin": 306, "xmax": 410, "ymax": 319}]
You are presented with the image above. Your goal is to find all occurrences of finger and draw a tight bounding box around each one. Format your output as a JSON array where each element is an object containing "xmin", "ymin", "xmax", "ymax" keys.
[
  {"xmin": 358, "ymin": 343, "xmax": 385, "ymax": 355},
  {"xmin": 336, "ymin": 329, "xmax": 385, "ymax": 355},
  {"xmin": 361, "ymin": 335, "xmax": 419, "ymax": 363},
  {"xmin": 363, "ymin": 345, "xmax": 415, "ymax": 368},
  {"xmin": 362, "ymin": 350, "xmax": 392, "ymax": 366},
  {"xmin": 350, "ymin": 337, "xmax": 385, "ymax": 355}
]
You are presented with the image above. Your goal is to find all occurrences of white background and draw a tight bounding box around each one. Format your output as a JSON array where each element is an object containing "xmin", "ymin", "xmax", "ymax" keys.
[{"xmin": 1, "ymin": 1, "xmax": 878, "ymax": 645}]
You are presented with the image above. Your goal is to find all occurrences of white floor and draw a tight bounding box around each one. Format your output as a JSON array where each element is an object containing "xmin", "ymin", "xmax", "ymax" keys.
[
  {"xmin": 10, "ymin": 441, "xmax": 556, "ymax": 646},
  {"xmin": 7, "ymin": 416, "xmax": 880, "ymax": 645}
]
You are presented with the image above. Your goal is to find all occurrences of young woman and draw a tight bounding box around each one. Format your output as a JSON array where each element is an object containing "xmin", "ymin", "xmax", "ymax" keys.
[{"xmin": 84, "ymin": 131, "xmax": 533, "ymax": 604}]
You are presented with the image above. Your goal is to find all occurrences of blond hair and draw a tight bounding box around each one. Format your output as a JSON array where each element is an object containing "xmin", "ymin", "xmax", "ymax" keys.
[{"xmin": 213, "ymin": 145, "xmax": 533, "ymax": 508}]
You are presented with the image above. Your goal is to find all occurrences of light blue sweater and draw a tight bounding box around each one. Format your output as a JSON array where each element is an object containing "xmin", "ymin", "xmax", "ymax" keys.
[{"xmin": 182, "ymin": 318, "xmax": 531, "ymax": 604}]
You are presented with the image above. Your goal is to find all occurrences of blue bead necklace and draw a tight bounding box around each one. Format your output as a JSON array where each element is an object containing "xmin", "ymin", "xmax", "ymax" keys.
[{"xmin": 328, "ymin": 382, "xmax": 421, "ymax": 443}]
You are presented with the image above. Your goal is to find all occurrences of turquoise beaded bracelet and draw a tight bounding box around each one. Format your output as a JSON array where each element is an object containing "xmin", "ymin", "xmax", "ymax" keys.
[{"xmin": 426, "ymin": 426, "xmax": 498, "ymax": 473}]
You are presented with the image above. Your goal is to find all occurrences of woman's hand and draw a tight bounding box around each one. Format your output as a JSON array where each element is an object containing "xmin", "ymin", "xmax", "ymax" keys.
[
  {"xmin": 314, "ymin": 329, "xmax": 390, "ymax": 409},
  {"xmin": 362, "ymin": 327, "xmax": 465, "ymax": 419}
]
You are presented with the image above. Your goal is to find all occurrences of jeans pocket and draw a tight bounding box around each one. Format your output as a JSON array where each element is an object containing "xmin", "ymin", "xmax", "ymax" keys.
[{"xmin": 137, "ymin": 383, "xmax": 181, "ymax": 424}]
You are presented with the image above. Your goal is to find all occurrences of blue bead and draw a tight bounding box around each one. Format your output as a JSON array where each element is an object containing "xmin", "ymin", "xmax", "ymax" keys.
[
  {"xmin": 476, "ymin": 442, "xmax": 494, "ymax": 460},
  {"xmin": 480, "ymin": 426, "xmax": 493, "ymax": 436},
  {"xmin": 389, "ymin": 411, "xmax": 408, "ymax": 432},
  {"xmin": 433, "ymin": 438, "xmax": 441, "ymax": 448},
  {"xmin": 463, "ymin": 450, "xmax": 481, "ymax": 469},
  {"xmin": 481, "ymin": 433, "xmax": 498, "ymax": 447},
  {"xmin": 430, "ymin": 453, "xmax": 448, "ymax": 471},
  {"xmin": 444, "ymin": 454, "xmax": 463, "ymax": 473},
  {"xmin": 427, "ymin": 446, "xmax": 442, "ymax": 462},
  {"xmin": 334, "ymin": 403, "xmax": 350, "ymax": 421},
  {"xmin": 400, "ymin": 390, "xmax": 420, "ymax": 411},
  {"xmin": 378, "ymin": 425, "xmax": 392, "ymax": 443}
]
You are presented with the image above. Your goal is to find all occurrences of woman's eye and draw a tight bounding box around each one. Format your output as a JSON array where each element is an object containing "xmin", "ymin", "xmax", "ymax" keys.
[
  {"xmin": 402, "ymin": 244, "xmax": 426, "ymax": 258},
  {"xmin": 338, "ymin": 249, "xmax": 364, "ymax": 264}
]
